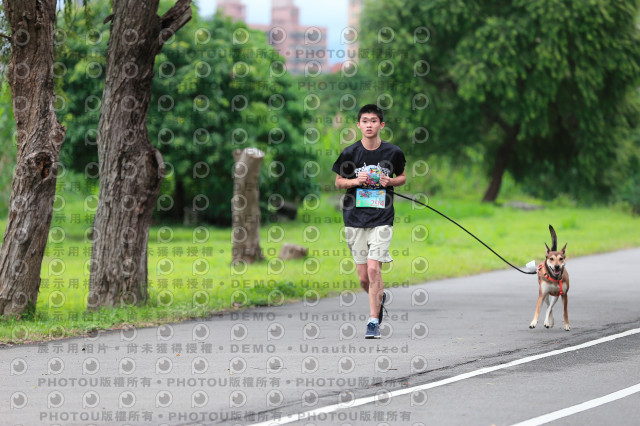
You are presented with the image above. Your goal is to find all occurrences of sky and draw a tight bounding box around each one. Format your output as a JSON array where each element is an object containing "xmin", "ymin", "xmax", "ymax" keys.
[{"xmin": 194, "ymin": 0, "xmax": 350, "ymax": 64}]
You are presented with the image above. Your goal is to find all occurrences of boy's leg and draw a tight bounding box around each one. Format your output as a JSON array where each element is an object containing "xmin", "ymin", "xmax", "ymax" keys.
[
  {"xmin": 347, "ymin": 226, "xmax": 388, "ymax": 337},
  {"xmin": 345, "ymin": 227, "xmax": 370, "ymax": 292},
  {"xmin": 356, "ymin": 264, "xmax": 369, "ymax": 293},
  {"xmin": 367, "ymin": 225, "xmax": 393, "ymax": 322},
  {"xmin": 367, "ymin": 259, "xmax": 383, "ymax": 318}
]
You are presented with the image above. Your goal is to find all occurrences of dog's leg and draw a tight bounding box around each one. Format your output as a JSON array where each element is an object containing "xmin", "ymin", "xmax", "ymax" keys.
[
  {"xmin": 562, "ymin": 294, "xmax": 570, "ymax": 331},
  {"xmin": 529, "ymin": 285, "xmax": 544, "ymax": 329},
  {"xmin": 544, "ymin": 295, "xmax": 559, "ymax": 328}
]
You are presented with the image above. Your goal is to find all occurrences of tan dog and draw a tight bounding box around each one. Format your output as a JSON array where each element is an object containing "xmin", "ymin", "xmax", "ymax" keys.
[{"xmin": 529, "ymin": 225, "xmax": 570, "ymax": 331}]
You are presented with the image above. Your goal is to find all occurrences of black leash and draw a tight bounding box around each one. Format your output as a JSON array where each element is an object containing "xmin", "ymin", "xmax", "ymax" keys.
[{"xmin": 388, "ymin": 189, "xmax": 536, "ymax": 275}]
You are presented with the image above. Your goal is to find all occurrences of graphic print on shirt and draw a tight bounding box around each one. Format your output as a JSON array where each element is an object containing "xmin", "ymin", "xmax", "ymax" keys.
[{"xmin": 355, "ymin": 163, "xmax": 391, "ymax": 189}]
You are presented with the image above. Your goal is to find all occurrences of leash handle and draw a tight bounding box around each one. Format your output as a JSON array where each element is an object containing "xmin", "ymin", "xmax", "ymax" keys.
[{"xmin": 388, "ymin": 189, "xmax": 537, "ymax": 275}]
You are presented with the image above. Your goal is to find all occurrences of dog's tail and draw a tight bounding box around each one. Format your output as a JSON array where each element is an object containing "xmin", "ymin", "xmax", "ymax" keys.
[{"xmin": 549, "ymin": 225, "xmax": 557, "ymax": 251}]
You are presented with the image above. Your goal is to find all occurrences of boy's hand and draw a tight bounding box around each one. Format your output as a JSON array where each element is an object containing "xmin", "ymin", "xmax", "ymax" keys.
[
  {"xmin": 355, "ymin": 171, "xmax": 368, "ymax": 186},
  {"xmin": 379, "ymin": 174, "xmax": 391, "ymax": 187}
]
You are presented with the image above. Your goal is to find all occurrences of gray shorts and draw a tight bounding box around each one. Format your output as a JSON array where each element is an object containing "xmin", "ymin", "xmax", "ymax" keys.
[{"xmin": 345, "ymin": 225, "xmax": 394, "ymax": 264}]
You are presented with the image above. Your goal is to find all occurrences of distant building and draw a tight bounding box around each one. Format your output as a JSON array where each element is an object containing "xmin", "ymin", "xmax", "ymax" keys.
[
  {"xmin": 217, "ymin": 0, "xmax": 328, "ymax": 75},
  {"xmin": 216, "ymin": 0, "xmax": 246, "ymax": 21}
]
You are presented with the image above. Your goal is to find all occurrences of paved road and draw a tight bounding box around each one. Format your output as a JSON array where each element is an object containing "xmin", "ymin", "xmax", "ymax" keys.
[{"xmin": 1, "ymin": 248, "xmax": 639, "ymax": 426}]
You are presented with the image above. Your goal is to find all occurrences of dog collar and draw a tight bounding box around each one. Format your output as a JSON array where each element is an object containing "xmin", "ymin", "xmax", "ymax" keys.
[{"xmin": 537, "ymin": 262, "xmax": 564, "ymax": 296}]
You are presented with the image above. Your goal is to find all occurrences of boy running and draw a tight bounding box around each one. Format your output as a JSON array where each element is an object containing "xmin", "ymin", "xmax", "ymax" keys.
[{"xmin": 332, "ymin": 104, "xmax": 406, "ymax": 339}]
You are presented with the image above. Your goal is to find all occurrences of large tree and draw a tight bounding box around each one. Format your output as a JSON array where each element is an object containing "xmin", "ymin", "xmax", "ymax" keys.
[
  {"xmin": 88, "ymin": 0, "xmax": 191, "ymax": 309},
  {"xmin": 0, "ymin": 0, "xmax": 66, "ymax": 317},
  {"xmin": 57, "ymin": 8, "xmax": 317, "ymax": 226},
  {"xmin": 360, "ymin": 0, "xmax": 640, "ymax": 202},
  {"xmin": 147, "ymin": 12, "xmax": 316, "ymax": 225}
]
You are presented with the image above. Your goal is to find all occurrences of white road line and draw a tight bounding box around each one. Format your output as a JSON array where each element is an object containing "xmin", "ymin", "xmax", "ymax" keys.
[
  {"xmin": 511, "ymin": 383, "xmax": 640, "ymax": 426},
  {"xmin": 249, "ymin": 328, "xmax": 640, "ymax": 426}
]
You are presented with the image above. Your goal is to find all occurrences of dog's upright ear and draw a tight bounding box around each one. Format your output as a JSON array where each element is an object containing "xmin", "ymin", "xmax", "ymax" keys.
[
  {"xmin": 545, "ymin": 242, "xmax": 550, "ymax": 257},
  {"xmin": 561, "ymin": 243, "xmax": 567, "ymax": 255}
]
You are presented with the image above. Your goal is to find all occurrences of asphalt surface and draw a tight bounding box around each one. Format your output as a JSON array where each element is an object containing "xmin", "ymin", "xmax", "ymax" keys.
[{"xmin": 1, "ymin": 248, "xmax": 639, "ymax": 426}]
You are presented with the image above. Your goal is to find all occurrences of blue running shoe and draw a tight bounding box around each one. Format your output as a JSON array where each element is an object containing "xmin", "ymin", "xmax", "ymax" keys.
[{"xmin": 365, "ymin": 321, "xmax": 380, "ymax": 339}]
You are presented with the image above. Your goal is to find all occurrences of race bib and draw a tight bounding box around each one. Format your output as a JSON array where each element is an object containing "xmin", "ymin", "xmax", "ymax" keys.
[{"xmin": 356, "ymin": 188, "xmax": 386, "ymax": 208}]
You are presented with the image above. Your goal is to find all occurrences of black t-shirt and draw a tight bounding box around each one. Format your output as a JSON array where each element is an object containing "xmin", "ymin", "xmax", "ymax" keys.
[{"xmin": 332, "ymin": 140, "xmax": 406, "ymax": 228}]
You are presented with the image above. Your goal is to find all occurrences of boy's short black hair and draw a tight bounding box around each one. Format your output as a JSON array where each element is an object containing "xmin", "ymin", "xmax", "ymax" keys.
[{"xmin": 357, "ymin": 104, "xmax": 384, "ymax": 122}]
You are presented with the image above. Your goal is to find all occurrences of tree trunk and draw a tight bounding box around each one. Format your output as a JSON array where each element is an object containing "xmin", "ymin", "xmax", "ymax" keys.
[
  {"xmin": 88, "ymin": 0, "xmax": 192, "ymax": 309},
  {"xmin": 232, "ymin": 148, "xmax": 265, "ymax": 264},
  {"xmin": 482, "ymin": 124, "xmax": 520, "ymax": 203},
  {"xmin": 0, "ymin": 0, "xmax": 66, "ymax": 317}
]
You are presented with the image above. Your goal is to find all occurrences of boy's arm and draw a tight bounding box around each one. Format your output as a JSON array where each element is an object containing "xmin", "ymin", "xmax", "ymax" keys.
[
  {"xmin": 335, "ymin": 172, "xmax": 368, "ymax": 189},
  {"xmin": 380, "ymin": 171, "xmax": 406, "ymax": 188}
]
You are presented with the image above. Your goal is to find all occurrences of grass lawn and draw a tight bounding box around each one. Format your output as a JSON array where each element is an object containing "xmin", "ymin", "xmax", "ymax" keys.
[{"xmin": 1, "ymin": 177, "xmax": 639, "ymax": 344}]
